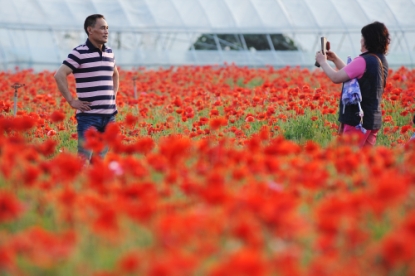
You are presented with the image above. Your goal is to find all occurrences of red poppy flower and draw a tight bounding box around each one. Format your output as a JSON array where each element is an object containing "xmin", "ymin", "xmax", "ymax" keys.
[
  {"xmin": 124, "ymin": 113, "xmax": 138, "ymax": 126},
  {"xmin": 210, "ymin": 249, "xmax": 268, "ymax": 276},
  {"xmin": 50, "ymin": 111, "xmax": 65, "ymax": 123},
  {"xmin": 134, "ymin": 136, "xmax": 155, "ymax": 155},
  {"xmin": 92, "ymin": 206, "xmax": 119, "ymax": 236},
  {"xmin": 47, "ymin": 130, "xmax": 56, "ymax": 136},
  {"xmin": 7, "ymin": 116, "xmax": 36, "ymax": 132},
  {"xmin": 118, "ymin": 251, "xmax": 141, "ymax": 274},
  {"xmin": 158, "ymin": 135, "xmax": 191, "ymax": 165},
  {"xmin": 209, "ymin": 117, "xmax": 227, "ymax": 130},
  {"xmin": 84, "ymin": 128, "xmax": 105, "ymax": 153},
  {"xmin": 0, "ymin": 191, "xmax": 23, "ymax": 223},
  {"xmin": 245, "ymin": 115, "xmax": 255, "ymax": 122},
  {"xmin": 400, "ymin": 125, "xmax": 412, "ymax": 134},
  {"xmin": 36, "ymin": 139, "xmax": 57, "ymax": 156},
  {"xmin": 102, "ymin": 122, "xmax": 120, "ymax": 144},
  {"xmin": 22, "ymin": 165, "xmax": 41, "ymax": 187},
  {"xmin": 382, "ymin": 232, "xmax": 415, "ymax": 267},
  {"xmin": 0, "ymin": 245, "xmax": 16, "ymax": 274}
]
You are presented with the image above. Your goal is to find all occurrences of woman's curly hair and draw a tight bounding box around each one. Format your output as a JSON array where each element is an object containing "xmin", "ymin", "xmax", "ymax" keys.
[{"xmin": 361, "ymin": 21, "xmax": 390, "ymax": 54}]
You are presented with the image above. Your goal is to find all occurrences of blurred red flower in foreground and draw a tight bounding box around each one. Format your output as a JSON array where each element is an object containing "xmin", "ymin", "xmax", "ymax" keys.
[
  {"xmin": 0, "ymin": 190, "xmax": 23, "ymax": 223},
  {"xmin": 49, "ymin": 111, "xmax": 65, "ymax": 123},
  {"xmin": 11, "ymin": 227, "xmax": 76, "ymax": 268}
]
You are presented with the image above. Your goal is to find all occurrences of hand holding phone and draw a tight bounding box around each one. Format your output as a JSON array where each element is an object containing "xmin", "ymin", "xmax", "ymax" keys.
[{"xmin": 315, "ymin": 37, "xmax": 330, "ymax": 67}]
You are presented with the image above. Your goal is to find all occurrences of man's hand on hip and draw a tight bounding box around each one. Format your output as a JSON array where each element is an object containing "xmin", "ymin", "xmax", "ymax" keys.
[{"xmin": 69, "ymin": 99, "xmax": 91, "ymax": 112}]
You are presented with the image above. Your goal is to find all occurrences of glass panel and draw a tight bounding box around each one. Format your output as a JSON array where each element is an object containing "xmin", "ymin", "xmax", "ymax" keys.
[
  {"xmin": 280, "ymin": 0, "xmax": 318, "ymax": 29},
  {"xmin": 331, "ymin": 0, "xmax": 371, "ymax": 29},
  {"xmin": 384, "ymin": 0, "xmax": 415, "ymax": 26},
  {"xmin": 145, "ymin": 0, "xmax": 184, "ymax": 27},
  {"xmin": 197, "ymin": 0, "xmax": 235, "ymax": 29},
  {"xmin": 38, "ymin": 0, "xmax": 77, "ymax": 25},
  {"xmin": 269, "ymin": 34, "xmax": 298, "ymax": 50},
  {"xmin": 192, "ymin": 33, "xmax": 299, "ymax": 51},
  {"xmin": 172, "ymin": 0, "xmax": 210, "ymax": 28},
  {"xmin": 304, "ymin": 0, "xmax": 350, "ymax": 30},
  {"xmin": 1, "ymin": 0, "xmax": 41, "ymax": 25},
  {"xmin": 0, "ymin": 0, "xmax": 19, "ymax": 23},
  {"xmin": 193, "ymin": 34, "xmax": 219, "ymax": 50},
  {"xmin": 118, "ymin": 0, "xmax": 156, "ymax": 27},
  {"xmin": 224, "ymin": 0, "xmax": 263, "ymax": 28},
  {"xmin": 251, "ymin": 0, "xmax": 292, "ymax": 31},
  {"xmin": 358, "ymin": 0, "xmax": 399, "ymax": 26},
  {"xmin": 26, "ymin": 31, "xmax": 59, "ymax": 64}
]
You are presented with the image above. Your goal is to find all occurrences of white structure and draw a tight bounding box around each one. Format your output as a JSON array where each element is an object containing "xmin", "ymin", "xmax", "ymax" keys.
[{"xmin": 0, "ymin": 0, "xmax": 414, "ymax": 71}]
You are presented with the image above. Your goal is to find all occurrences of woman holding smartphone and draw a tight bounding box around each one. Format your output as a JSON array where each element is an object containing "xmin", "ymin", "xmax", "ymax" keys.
[{"xmin": 315, "ymin": 21, "xmax": 390, "ymax": 147}]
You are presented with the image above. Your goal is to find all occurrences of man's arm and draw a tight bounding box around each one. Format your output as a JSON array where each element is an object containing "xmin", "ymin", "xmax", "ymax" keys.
[
  {"xmin": 54, "ymin": 64, "xmax": 91, "ymax": 111},
  {"xmin": 113, "ymin": 66, "xmax": 119, "ymax": 97}
]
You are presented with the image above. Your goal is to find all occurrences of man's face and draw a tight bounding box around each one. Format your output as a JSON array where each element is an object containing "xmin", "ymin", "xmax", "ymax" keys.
[{"xmin": 88, "ymin": 18, "xmax": 108, "ymax": 45}]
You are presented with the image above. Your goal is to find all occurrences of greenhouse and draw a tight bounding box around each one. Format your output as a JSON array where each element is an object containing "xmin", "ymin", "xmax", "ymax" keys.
[{"xmin": 1, "ymin": 0, "xmax": 415, "ymax": 71}]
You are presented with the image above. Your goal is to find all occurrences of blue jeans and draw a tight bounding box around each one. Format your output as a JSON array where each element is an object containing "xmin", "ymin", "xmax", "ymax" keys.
[{"xmin": 76, "ymin": 114, "xmax": 116, "ymax": 160}]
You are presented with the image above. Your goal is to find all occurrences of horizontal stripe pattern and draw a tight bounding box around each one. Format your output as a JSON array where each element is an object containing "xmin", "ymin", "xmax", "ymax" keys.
[
  {"xmin": 76, "ymin": 109, "xmax": 117, "ymax": 116},
  {"xmin": 72, "ymin": 66, "xmax": 114, "ymax": 74},
  {"xmin": 64, "ymin": 39, "xmax": 117, "ymax": 116},
  {"xmin": 75, "ymin": 90, "xmax": 115, "ymax": 98},
  {"xmin": 76, "ymin": 85, "xmax": 114, "ymax": 93},
  {"xmin": 78, "ymin": 95, "xmax": 115, "ymax": 102},
  {"xmin": 74, "ymin": 70, "xmax": 114, "ymax": 79},
  {"xmin": 76, "ymin": 77, "xmax": 114, "ymax": 88}
]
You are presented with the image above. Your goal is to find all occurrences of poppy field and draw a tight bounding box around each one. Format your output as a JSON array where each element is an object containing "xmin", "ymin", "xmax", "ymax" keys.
[{"xmin": 1, "ymin": 65, "xmax": 415, "ymax": 275}]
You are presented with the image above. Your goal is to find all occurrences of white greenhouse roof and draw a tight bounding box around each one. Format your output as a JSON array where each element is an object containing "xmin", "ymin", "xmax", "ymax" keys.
[
  {"xmin": 2, "ymin": 0, "xmax": 415, "ymax": 33},
  {"xmin": 1, "ymin": 0, "xmax": 415, "ymax": 70}
]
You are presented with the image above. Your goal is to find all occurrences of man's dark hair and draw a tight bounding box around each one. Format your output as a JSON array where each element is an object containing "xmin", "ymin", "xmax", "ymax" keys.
[
  {"xmin": 361, "ymin": 21, "xmax": 390, "ymax": 54},
  {"xmin": 84, "ymin": 14, "xmax": 105, "ymax": 36}
]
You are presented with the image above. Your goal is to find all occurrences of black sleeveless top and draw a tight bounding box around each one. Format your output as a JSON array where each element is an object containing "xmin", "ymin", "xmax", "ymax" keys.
[{"xmin": 338, "ymin": 52, "xmax": 388, "ymax": 130}]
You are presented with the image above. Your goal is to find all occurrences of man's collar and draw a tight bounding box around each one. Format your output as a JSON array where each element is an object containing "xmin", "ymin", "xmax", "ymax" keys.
[{"xmin": 86, "ymin": 38, "xmax": 106, "ymax": 51}]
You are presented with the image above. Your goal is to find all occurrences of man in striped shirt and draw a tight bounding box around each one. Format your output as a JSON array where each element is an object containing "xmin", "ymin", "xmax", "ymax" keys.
[{"xmin": 54, "ymin": 14, "xmax": 119, "ymax": 162}]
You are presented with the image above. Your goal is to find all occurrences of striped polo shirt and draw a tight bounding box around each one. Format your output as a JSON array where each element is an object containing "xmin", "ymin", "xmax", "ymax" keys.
[{"xmin": 63, "ymin": 39, "xmax": 117, "ymax": 116}]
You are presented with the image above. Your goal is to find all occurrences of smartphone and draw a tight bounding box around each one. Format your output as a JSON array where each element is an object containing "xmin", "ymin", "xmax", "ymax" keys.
[{"xmin": 315, "ymin": 37, "xmax": 329, "ymax": 67}]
